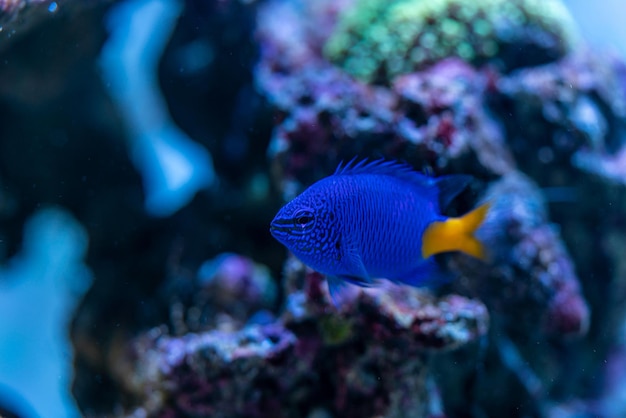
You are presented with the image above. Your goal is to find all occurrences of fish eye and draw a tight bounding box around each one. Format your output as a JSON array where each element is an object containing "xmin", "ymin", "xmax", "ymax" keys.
[
  {"xmin": 293, "ymin": 210, "xmax": 314, "ymax": 227},
  {"xmin": 296, "ymin": 215, "xmax": 313, "ymax": 225}
]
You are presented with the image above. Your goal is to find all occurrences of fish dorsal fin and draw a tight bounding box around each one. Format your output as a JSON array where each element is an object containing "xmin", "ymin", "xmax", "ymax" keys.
[
  {"xmin": 335, "ymin": 158, "xmax": 472, "ymax": 209},
  {"xmin": 334, "ymin": 158, "xmax": 435, "ymax": 188}
]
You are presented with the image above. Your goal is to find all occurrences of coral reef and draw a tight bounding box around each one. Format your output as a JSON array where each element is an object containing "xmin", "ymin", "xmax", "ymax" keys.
[
  {"xmin": 112, "ymin": 255, "xmax": 488, "ymax": 418},
  {"xmin": 324, "ymin": 0, "xmax": 578, "ymax": 83},
  {"xmin": 490, "ymin": 51, "xmax": 626, "ymax": 175},
  {"xmin": 258, "ymin": 54, "xmax": 514, "ymax": 199},
  {"xmin": 282, "ymin": 258, "xmax": 489, "ymax": 352},
  {"xmin": 487, "ymin": 48, "xmax": 626, "ymax": 407},
  {"xmin": 0, "ymin": 0, "xmax": 625, "ymax": 416},
  {"xmin": 449, "ymin": 172, "xmax": 589, "ymax": 337},
  {"xmin": 252, "ymin": 0, "xmax": 626, "ymax": 416},
  {"xmin": 119, "ymin": 323, "xmax": 298, "ymax": 418}
]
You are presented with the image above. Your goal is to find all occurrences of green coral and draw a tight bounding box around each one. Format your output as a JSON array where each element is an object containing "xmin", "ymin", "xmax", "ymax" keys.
[{"xmin": 324, "ymin": 0, "xmax": 578, "ymax": 84}]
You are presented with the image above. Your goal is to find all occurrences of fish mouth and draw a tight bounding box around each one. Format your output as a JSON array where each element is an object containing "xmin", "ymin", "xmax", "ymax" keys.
[
  {"xmin": 270, "ymin": 217, "xmax": 293, "ymax": 229},
  {"xmin": 270, "ymin": 219, "xmax": 291, "ymax": 238}
]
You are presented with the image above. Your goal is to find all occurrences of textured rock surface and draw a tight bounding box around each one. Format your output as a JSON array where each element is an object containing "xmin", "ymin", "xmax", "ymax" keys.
[{"xmin": 111, "ymin": 256, "xmax": 488, "ymax": 417}]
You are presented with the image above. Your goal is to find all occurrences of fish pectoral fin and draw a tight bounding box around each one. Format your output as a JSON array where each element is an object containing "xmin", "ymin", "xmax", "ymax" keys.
[
  {"xmin": 422, "ymin": 202, "xmax": 491, "ymax": 260},
  {"xmin": 342, "ymin": 235, "xmax": 371, "ymax": 284}
]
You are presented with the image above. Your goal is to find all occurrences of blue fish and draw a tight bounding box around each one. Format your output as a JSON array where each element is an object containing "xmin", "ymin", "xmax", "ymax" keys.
[{"xmin": 270, "ymin": 159, "xmax": 489, "ymax": 303}]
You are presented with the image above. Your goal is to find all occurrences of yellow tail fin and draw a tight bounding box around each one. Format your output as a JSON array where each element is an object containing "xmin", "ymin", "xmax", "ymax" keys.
[{"xmin": 421, "ymin": 202, "xmax": 490, "ymax": 260}]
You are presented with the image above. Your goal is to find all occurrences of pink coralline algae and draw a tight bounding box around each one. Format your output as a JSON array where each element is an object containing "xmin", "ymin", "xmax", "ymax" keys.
[
  {"xmin": 392, "ymin": 61, "xmax": 514, "ymax": 176},
  {"xmin": 85, "ymin": 247, "xmax": 487, "ymax": 416},
  {"xmin": 117, "ymin": 324, "xmax": 298, "ymax": 418},
  {"xmin": 282, "ymin": 256, "xmax": 489, "ymax": 351},
  {"xmin": 259, "ymin": 61, "xmax": 514, "ymax": 201},
  {"xmin": 116, "ymin": 255, "xmax": 489, "ymax": 418},
  {"xmin": 256, "ymin": 1, "xmax": 517, "ymax": 199}
]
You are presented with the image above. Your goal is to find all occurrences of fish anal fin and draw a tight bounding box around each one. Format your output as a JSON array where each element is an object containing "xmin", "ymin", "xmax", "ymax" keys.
[
  {"xmin": 422, "ymin": 202, "xmax": 491, "ymax": 260},
  {"xmin": 392, "ymin": 259, "xmax": 450, "ymax": 288}
]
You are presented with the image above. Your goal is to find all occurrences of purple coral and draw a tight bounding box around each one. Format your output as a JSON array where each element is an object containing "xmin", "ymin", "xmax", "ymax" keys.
[
  {"xmin": 259, "ymin": 57, "xmax": 514, "ymax": 199},
  {"xmin": 282, "ymin": 257, "xmax": 489, "ymax": 351},
  {"xmin": 393, "ymin": 59, "xmax": 514, "ymax": 175},
  {"xmin": 279, "ymin": 257, "xmax": 489, "ymax": 417},
  {"xmin": 257, "ymin": 1, "xmax": 515, "ymax": 196},
  {"xmin": 120, "ymin": 323, "xmax": 298, "ymax": 417},
  {"xmin": 114, "ymin": 254, "xmax": 489, "ymax": 417}
]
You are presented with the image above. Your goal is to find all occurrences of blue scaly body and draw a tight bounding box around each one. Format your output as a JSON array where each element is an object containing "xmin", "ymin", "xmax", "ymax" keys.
[{"xmin": 270, "ymin": 159, "xmax": 480, "ymax": 302}]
